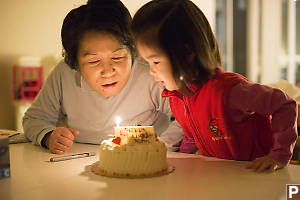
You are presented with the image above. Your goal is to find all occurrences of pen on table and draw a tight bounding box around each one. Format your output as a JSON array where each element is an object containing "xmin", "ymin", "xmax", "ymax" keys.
[
  {"xmin": 8, "ymin": 133, "xmax": 20, "ymax": 138},
  {"xmin": 49, "ymin": 152, "xmax": 96, "ymax": 162}
]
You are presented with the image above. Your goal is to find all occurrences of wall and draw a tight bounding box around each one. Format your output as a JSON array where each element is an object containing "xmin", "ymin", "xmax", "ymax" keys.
[
  {"xmin": 0, "ymin": 0, "xmax": 215, "ymax": 130},
  {"xmin": 125, "ymin": 0, "xmax": 216, "ymax": 30},
  {"xmin": 260, "ymin": 0, "xmax": 281, "ymax": 84},
  {"xmin": 0, "ymin": 0, "xmax": 86, "ymax": 130}
]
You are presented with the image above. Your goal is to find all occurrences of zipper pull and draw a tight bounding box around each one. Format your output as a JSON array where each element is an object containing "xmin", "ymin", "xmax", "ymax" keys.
[
  {"xmin": 184, "ymin": 105, "xmax": 189, "ymax": 111},
  {"xmin": 184, "ymin": 105, "xmax": 188, "ymax": 116},
  {"xmin": 183, "ymin": 97, "xmax": 188, "ymax": 116}
]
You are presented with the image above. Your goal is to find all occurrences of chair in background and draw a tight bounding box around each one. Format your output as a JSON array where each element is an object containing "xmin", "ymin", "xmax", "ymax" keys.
[
  {"xmin": 290, "ymin": 136, "xmax": 300, "ymax": 165},
  {"xmin": 290, "ymin": 103, "xmax": 300, "ymax": 165}
]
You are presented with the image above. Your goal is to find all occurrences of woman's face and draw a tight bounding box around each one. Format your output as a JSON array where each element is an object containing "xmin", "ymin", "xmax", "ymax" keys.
[
  {"xmin": 77, "ymin": 31, "xmax": 132, "ymax": 97},
  {"xmin": 137, "ymin": 41, "xmax": 179, "ymax": 91}
]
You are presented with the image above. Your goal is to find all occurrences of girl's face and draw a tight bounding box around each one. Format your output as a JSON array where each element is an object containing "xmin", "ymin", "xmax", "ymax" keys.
[
  {"xmin": 137, "ymin": 41, "xmax": 179, "ymax": 91},
  {"xmin": 77, "ymin": 31, "xmax": 132, "ymax": 97}
]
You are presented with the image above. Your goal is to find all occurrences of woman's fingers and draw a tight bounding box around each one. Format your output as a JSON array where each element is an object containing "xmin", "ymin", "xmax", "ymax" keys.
[{"xmin": 49, "ymin": 127, "xmax": 79, "ymax": 154}]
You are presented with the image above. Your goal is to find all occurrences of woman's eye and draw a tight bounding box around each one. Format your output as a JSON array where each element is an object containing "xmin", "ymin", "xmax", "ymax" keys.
[
  {"xmin": 89, "ymin": 60, "xmax": 100, "ymax": 64},
  {"xmin": 112, "ymin": 57, "xmax": 123, "ymax": 61},
  {"xmin": 153, "ymin": 61, "xmax": 160, "ymax": 65}
]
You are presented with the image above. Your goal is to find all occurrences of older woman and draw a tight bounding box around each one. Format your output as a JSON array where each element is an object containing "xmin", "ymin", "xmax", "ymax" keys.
[{"xmin": 23, "ymin": 0, "xmax": 183, "ymax": 154}]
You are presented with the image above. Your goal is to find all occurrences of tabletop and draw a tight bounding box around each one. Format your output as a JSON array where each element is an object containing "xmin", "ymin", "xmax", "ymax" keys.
[{"xmin": 0, "ymin": 142, "xmax": 300, "ymax": 200}]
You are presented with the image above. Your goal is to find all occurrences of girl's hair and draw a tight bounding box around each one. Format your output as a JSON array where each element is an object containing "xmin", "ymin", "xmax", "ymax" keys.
[
  {"xmin": 61, "ymin": 0, "xmax": 135, "ymax": 69},
  {"xmin": 132, "ymin": 0, "xmax": 222, "ymax": 95}
]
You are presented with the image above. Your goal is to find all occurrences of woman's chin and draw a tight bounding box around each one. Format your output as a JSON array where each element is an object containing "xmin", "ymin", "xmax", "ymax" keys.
[{"xmin": 99, "ymin": 90, "xmax": 120, "ymax": 97}]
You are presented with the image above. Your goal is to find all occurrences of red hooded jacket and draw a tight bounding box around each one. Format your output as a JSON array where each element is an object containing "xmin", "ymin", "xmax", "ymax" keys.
[{"xmin": 162, "ymin": 68, "xmax": 297, "ymax": 163}]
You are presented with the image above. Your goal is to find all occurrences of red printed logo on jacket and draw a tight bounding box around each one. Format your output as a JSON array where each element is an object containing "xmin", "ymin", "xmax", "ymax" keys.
[{"xmin": 208, "ymin": 118, "xmax": 225, "ymax": 136}]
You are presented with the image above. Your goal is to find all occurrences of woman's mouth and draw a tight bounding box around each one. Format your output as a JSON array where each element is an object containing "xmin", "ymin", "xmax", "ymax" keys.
[{"xmin": 102, "ymin": 82, "xmax": 117, "ymax": 88}]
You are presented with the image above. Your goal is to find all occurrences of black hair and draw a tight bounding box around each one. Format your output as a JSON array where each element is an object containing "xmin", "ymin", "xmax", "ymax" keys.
[
  {"xmin": 132, "ymin": 0, "xmax": 222, "ymax": 95},
  {"xmin": 61, "ymin": 0, "xmax": 135, "ymax": 69}
]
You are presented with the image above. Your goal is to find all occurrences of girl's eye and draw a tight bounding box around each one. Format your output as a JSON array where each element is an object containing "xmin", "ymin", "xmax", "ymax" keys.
[{"xmin": 153, "ymin": 61, "xmax": 160, "ymax": 65}]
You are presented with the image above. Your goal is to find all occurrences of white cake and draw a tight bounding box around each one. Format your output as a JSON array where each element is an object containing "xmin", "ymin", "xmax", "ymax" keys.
[{"xmin": 98, "ymin": 126, "xmax": 168, "ymax": 177}]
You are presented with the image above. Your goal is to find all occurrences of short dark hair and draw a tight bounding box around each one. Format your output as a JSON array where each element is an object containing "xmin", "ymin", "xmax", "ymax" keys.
[
  {"xmin": 61, "ymin": 0, "xmax": 135, "ymax": 69},
  {"xmin": 132, "ymin": 0, "xmax": 222, "ymax": 95}
]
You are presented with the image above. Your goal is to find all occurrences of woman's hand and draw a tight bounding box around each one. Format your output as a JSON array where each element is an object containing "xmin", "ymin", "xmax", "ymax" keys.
[
  {"xmin": 45, "ymin": 127, "xmax": 80, "ymax": 154},
  {"xmin": 246, "ymin": 156, "xmax": 285, "ymax": 173}
]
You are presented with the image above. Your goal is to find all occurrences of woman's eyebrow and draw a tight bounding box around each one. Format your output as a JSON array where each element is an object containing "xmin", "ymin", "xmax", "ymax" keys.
[
  {"xmin": 83, "ymin": 52, "xmax": 97, "ymax": 56},
  {"xmin": 82, "ymin": 47, "xmax": 125, "ymax": 57},
  {"xmin": 112, "ymin": 47, "xmax": 125, "ymax": 53}
]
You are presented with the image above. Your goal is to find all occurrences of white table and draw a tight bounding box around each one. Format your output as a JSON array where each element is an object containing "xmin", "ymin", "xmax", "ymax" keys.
[{"xmin": 1, "ymin": 143, "xmax": 299, "ymax": 200}]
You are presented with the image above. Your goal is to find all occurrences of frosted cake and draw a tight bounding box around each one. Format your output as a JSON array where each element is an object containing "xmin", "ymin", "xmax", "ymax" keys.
[{"xmin": 98, "ymin": 126, "xmax": 168, "ymax": 177}]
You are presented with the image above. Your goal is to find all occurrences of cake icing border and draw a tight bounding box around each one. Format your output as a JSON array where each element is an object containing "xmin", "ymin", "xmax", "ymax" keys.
[{"xmin": 91, "ymin": 161, "xmax": 175, "ymax": 179}]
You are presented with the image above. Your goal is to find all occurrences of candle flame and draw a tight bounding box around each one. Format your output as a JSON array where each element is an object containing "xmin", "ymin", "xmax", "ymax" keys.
[{"xmin": 116, "ymin": 116, "xmax": 121, "ymax": 127}]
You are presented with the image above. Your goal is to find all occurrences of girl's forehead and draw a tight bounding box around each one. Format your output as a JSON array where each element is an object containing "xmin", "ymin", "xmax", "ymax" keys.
[{"xmin": 138, "ymin": 41, "xmax": 164, "ymax": 55}]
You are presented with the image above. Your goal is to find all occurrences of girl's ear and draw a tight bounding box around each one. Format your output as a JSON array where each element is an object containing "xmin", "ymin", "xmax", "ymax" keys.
[
  {"xmin": 188, "ymin": 52, "xmax": 196, "ymax": 64},
  {"xmin": 186, "ymin": 49, "xmax": 196, "ymax": 63},
  {"xmin": 184, "ymin": 45, "xmax": 196, "ymax": 63}
]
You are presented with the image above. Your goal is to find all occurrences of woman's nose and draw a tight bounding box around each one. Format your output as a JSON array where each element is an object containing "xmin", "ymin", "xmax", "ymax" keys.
[{"xmin": 101, "ymin": 62, "xmax": 115, "ymax": 78}]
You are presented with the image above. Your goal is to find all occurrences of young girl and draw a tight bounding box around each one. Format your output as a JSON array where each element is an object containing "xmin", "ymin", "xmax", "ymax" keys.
[{"xmin": 132, "ymin": 0, "xmax": 298, "ymax": 172}]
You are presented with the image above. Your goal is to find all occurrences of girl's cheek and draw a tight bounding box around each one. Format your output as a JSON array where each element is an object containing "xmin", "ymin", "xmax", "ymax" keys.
[{"xmin": 149, "ymin": 67, "xmax": 156, "ymax": 76}]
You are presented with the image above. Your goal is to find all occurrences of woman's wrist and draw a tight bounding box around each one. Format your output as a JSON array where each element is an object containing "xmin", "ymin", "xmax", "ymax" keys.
[{"xmin": 41, "ymin": 131, "xmax": 53, "ymax": 149}]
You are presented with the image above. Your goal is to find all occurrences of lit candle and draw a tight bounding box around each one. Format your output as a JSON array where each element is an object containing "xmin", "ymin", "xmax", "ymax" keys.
[{"xmin": 116, "ymin": 116, "xmax": 121, "ymax": 127}]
